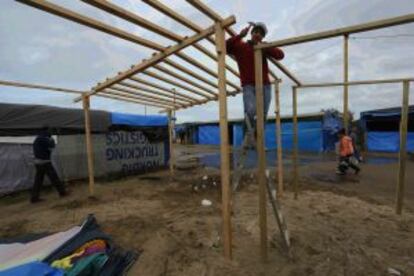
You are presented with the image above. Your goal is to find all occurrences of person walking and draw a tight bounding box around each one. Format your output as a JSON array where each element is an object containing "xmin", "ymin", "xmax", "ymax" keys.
[
  {"xmin": 31, "ymin": 127, "xmax": 68, "ymax": 203},
  {"xmin": 336, "ymin": 128, "xmax": 360, "ymax": 175}
]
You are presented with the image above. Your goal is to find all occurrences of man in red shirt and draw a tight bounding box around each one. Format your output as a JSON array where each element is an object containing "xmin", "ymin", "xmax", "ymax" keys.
[
  {"xmin": 226, "ymin": 22, "xmax": 284, "ymax": 134},
  {"xmin": 336, "ymin": 128, "xmax": 360, "ymax": 175}
]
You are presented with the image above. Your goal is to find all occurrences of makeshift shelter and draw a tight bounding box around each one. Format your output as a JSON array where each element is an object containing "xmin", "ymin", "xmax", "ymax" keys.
[
  {"xmin": 360, "ymin": 106, "xmax": 414, "ymax": 152},
  {"xmin": 0, "ymin": 103, "xmax": 169, "ymax": 195},
  {"xmin": 176, "ymin": 111, "xmax": 343, "ymax": 152}
]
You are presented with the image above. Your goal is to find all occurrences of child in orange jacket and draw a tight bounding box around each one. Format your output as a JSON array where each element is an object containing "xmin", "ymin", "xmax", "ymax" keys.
[{"xmin": 336, "ymin": 128, "xmax": 360, "ymax": 175}]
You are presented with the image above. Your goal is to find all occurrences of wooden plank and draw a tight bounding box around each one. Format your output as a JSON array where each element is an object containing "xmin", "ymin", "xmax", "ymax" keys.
[
  {"xmin": 142, "ymin": 71, "xmax": 215, "ymax": 100},
  {"xmin": 167, "ymin": 109, "xmax": 175, "ymax": 177},
  {"xmin": 129, "ymin": 76, "xmax": 201, "ymax": 103},
  {"xmin": 163, "ymin": 59, "xmax": 219, "ymax": 89},
  {"xmin": 82, "ymin": 0, "xmax": 240, "ymax": 79},
  {"xmin": 343, "ymin": 35, "xmax": 349, "ymax": 133},
  {"xmin": 73, "ymin": 15, "xmax": 235, "ymax": 101},
  {"xmin": 396, "ymin": 81, "xmax": 410, "ymax": 215},
  {"xmin": 0, "ymin": 80, "xmax": 83, "ymax": 94},
  {"xmin": 16, "ymin": 0, "xmax": 164, "ymax": 51},
  {"xmin": 153, "ymin": 64, "xmax": 218, "ymax": 96},
  {"xmin": 215, "ymin": 22, "xmax": 232, "ymax": 260},
  {"xmin": 103, "ymin": 89, "xmax": 176, "ymax": 108},
  {"xmin": 254, "ymin": 49, "xmax": 268, "ymax": 262},
  {"xmin": 274, "ymin": 81, "xmax": 284, "ymax": 196},
  {"xmin": 82, "ymin": 95, "xmax": 95, "ymax": 197},
  {"xmin": 110, "ymin": 86, "xmax": 183, "ymax": 107},
  {"xmin": 296, "ymin": 78, "xmax": 414, "ymax": 88},
  {"xmin": 185, "ymin": 0, "xmax": 300, "ymax": 83},
  {"xmin": 142, "ymin": 0, "xmax": 241, "ymax": 89},
  {"xmin": 292, "ymin": 87, "xmax": 299, "ymax": 200},
  {"xmin": 256, "ymin": 13, "xmax": 414, "ymax": 49},
  {"xmin": 98, "ymin": 92, "xmax": 169, "ymax": 108},
  {"xmin": 118, "ymin": 81, "xmax": 191, "ymax": 104}
]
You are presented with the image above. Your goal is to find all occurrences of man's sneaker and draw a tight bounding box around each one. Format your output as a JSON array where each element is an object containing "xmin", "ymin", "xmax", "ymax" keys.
[
  {"xmin": 336, "ymin": 170, "xmax": 345, "ymax": 175},
  {"xmin": 354, "ymin": 168, "xmax": 361, "ymax": 175},
  {"xmin": 59, "ymin": 190, "xmax": 71, "ymax": 198}
]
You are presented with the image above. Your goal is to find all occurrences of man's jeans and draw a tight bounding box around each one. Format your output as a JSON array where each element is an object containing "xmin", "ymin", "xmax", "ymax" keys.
[{"xmin": 242, "ymin": 84, "xmax": 272, "ymax": 131}]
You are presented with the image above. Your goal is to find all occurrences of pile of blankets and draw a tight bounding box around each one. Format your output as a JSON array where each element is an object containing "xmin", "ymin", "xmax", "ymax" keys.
[{"xmin": 0, "ymin": 215, "xmax": 138, "ymax": 275}]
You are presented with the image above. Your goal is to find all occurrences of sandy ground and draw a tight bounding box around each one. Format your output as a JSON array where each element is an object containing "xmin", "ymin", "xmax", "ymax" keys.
[{"xmin": 1, "ymin": 146, "xmax": 414, "ymax": 275}]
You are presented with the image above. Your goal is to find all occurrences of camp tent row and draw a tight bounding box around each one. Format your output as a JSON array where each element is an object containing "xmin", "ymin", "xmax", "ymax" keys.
[{"xmin": 1, "ymin": 0, "xmax": 413, "ymax": 261}]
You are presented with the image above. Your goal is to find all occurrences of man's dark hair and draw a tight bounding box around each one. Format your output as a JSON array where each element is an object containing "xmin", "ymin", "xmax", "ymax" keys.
[{"xmin": 252, "ymin": 26, "xmax": 266, "ymax": 37}]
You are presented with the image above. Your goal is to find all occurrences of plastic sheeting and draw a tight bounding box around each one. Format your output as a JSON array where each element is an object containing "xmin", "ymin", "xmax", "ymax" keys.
[
  {"xmin": 367, "ymin": 131, "xmax": 414, "ymax": 152},
  {"xmin": 111, "ymin": 112, "xmax": 168, "ymax": 127},
  {"xmin": 0, "ymin": 103, "xmax": 110, "ymax": 136},
  {"xmin": 233, "ymin": 121, "xmax": 323, "ymax": 152},
  {"xmin": 0, "ymin": 261, "xmax": 63, "ymax": 276},
  {"xmin": 198, "ymin": 125, "xmax": 220, "ymax": 145}
]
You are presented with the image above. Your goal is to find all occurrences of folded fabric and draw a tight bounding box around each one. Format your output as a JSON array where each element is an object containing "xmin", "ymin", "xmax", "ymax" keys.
[
  {"xmin": 66, "ymin": 252, "xmax": 108, "ymax": 276},
  {"xmin": 0, "ymin": 261, "xmax": 63, "ymax": 276},
  {"xmin": 0, "ymin": 226, "xmax": 82, "ymax": 272},
  {"xmin": 51, "ymin": 240, "xmax": 107, "ymax": 270}
]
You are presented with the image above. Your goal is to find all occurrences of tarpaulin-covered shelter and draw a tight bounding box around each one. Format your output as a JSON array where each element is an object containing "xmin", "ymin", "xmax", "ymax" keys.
[
  {"xmin": 176, "ymin": 111, "xmax": 343, "ymax": 152},
  {"xmin": 0, "ymin": 103, "xmax": 169, "ymax": 195},
  {"xmin": 360, "ymin": 106, "xmax": 414, "ymax": 152}
]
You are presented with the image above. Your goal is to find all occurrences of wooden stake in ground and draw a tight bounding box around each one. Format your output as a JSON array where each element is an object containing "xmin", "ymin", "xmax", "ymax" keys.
[
  {"xmin": 254, "ymin": 48, "xmax": 268, "ymax": 262},
  {"xmin": 82, "ymin": 94, "xmax": 95, "ymax": 197},
  {"xmin": 292, "ymin": 87, "xmax": 299, "ymax": 200},
  {"xmin": 343, "ymin": 34, "xmax": 349, "ymax": 133},
  {"xmin": 167, "ymin": 109, "xmax": 175, "ymax": 178},
  {"xmin": 215, "ymin": 22, "xmax": 232, "ymax": 260},
  {"xmin": 274, "ymin": 80, "xmax": 284, "ymax": 196},
  {"xmin": 396, "ymin": 80, "xmax": 410, "ymax": 214}
]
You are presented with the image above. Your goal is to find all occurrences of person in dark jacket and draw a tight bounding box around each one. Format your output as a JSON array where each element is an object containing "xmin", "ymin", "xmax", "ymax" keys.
[
  {"xmin": 31, "ymin": 127, "xmax": 68, "ymax": 203},
  {"xmin": 226, "ymin": 22, "xmax": 284, "ymax": 133}
]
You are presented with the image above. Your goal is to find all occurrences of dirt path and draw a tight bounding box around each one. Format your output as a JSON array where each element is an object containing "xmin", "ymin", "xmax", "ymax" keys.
[{"xmin": 1, "ymin": 161, "xmax": 414, "ymax": 275}]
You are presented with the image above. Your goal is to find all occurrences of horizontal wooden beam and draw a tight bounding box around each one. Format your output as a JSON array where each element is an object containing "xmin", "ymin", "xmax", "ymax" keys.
[
  {"xmin": 98, "ymin": 92, "xmax": 169, "ymax": 109},
  {"xmin": 142, "ymin": 70, "xmax": 215, "ymax": 100},
  {"xmin": 109, "ymin": 86, "xmax": 183, "ymax": 108},
  {"xmin": 153, "ymin": 64, "xmax": 217, "ymax": 96},
  {"xmin": 73, "ymin": 15, "xmax": 235, "ymax": 102},
  {"xmin": 82, "ymin": 0, "xmax": 240, "ymax": 78},
  {"xmin": 296, "ymin": 78, "xmax": 414, "ymax": 89},
  {"xmin": 185, "ymin": 0, "xmax": 300, "ymax": 83},
  {"xmin": 118, "ymin": 81, "xmax": 191, "ymax": 104},
  {"xmin": 257, "ymin": 13, "xmax": 414, "ymax": 49},
  {"xmin": 142, "ymin": 0, "xmax": 241, "ymax": 89},
  {"xmin": 16, "ymin": 0, "xmax": 164, "ymax": 51},
  {"xmin": 128, "ymin": 76, "xmax": 201, "ymax": 103},
  {"xmin": 102, "ymin": 88, "xmax": 177, "ymax": 108},
  {"xmin": 0, "ymin": 80, "xmax": 84, "ymax": 94},
  {"xmin": 164, "ymin": 59, "xmax": 219, "ymax": 89}
]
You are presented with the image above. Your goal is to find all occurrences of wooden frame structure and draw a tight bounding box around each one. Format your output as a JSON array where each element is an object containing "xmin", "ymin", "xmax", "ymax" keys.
[
  {"xmin": 6, "ymin": 0, "xmax": 413, "ymax": 262},
  {"xmin": 255, "ymin": 12, "xmax": 414, "ymax": 260}
]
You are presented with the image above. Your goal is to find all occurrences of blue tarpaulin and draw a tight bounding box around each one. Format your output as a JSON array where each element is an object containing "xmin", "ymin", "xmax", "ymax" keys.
[
  {"xmin": 368, "ymin": 131, "xmax": 414, "ymax": 152},
  {"xmin": 361, "ymin": 106, "xmax": 414, "ymax": 153},
  {"xmin": 233, "ymin": 121, "xmax": 323, "ymax": 152},
  {"xmin": 0, "ymin": 261, "xmax": 63, "ymax": 276},
  {"xmin": 198, "ymin": 125, "xmax": 220, "ymax": 145},
  {"xmin": 111, "ymin": 112, "xmax": 168, "ymax": 127}
]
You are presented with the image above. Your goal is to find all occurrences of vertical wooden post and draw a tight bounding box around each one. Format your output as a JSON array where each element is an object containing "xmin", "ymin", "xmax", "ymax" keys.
[
  {"xmin": 343, "ymin": 34, "xmax": 349, "ymax": 133},
  {"xmin": 274, "ymin": 80, "xmax": 284, "ymax": 197},
  {"xmin": 167, "ymin": 109, "xmax": 175, "ymax": 178},
  {"xmin": 396, "ymin": 80, "xmax": 410, "ymax": 215},
  {"xmin": 292, "ymin": 87, "xmax": 299, "ymax": 200},
  {"xmin": 215, "ymin": 22, "xmax": 232, "ymax": 260},
  {"xmin": 82, "ymin": 94, "xmax": 95, "ymax": 197},
  {"xmin": 254, "ymin": 48, "xmax": 268, "ymax": 262}
]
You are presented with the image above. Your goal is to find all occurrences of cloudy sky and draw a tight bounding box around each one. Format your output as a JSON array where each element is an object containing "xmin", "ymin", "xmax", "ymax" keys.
[{"xmin": 1, "ymin": 0, "xmax": 413, "ymax": 123}]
